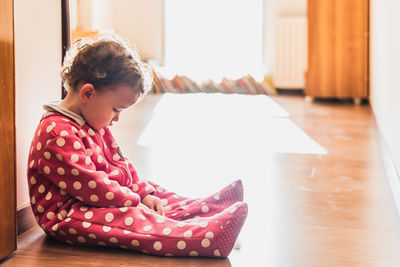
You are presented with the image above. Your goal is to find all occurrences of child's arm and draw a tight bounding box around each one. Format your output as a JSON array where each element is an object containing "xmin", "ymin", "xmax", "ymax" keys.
[{"xmin": 39, "ymin": 131, "xmax": 141, "ymax": 208}]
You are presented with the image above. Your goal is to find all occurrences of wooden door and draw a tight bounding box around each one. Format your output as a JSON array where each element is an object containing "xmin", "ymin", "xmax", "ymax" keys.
[
  {"xmin": 0, "ymin": 0, "xmax": 16, "ymax": 260},
  {"xmin": 306, "ymin": 0, "xmax": 369, "ymax": 99}
]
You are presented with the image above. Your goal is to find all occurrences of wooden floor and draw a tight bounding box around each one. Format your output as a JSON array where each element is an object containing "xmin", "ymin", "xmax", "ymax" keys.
[{"xmin": 3, "ymin": 93, "xmax": 400, "ymax": 266}]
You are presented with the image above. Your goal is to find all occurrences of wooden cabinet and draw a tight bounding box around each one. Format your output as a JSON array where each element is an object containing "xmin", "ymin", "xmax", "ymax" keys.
[
  {"xmin": 305, "ymin": 0, "xmax": 369, "ymax": 101},
  {"xmin": 0, "ymin": 0, "xmax": 16, "ymax": 261}
]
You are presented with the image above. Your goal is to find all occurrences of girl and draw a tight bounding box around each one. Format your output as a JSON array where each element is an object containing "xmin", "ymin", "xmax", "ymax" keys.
[{"xmin": 27, "ymin": 35, "xmax": 248, "ymax": 258}]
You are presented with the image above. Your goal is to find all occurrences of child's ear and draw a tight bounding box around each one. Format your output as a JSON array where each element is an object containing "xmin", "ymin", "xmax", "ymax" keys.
[{"xmin": 79, "ymin": 83, "xmax": 96, "ymax": 102}]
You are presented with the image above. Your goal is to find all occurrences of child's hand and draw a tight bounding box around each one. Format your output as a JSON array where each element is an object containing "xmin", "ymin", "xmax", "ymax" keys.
[{"xmin": 141, "ymin": 195, "xmax": 165, "ymax": 216}]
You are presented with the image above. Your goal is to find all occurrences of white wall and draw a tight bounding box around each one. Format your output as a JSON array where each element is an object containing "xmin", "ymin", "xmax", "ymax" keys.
[
  {"xmin": 15, "ymin": 0, "xmax": 62, "ymax": 209},
  {"xmin": 370, "ymin": 1, "xmax": 400, "ymax": 174}
]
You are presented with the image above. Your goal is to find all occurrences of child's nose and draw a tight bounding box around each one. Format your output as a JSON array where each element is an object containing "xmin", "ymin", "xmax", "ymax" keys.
[{"xmin": 113, "ymin": 113, "xmax": 120, "ymax": 122}]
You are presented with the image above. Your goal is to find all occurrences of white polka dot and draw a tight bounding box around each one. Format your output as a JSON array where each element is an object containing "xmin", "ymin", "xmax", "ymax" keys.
[
  {"xmin": 120, "ymin": 207, "xmax": 128, "ymax": 212},
  {"xmin": 213, "ymin": 193, "xmax": 220, "ymax": 200},
  {"xmin": 52, "ymin": 223, "xmax": 58, "ymax": 231},
  {"xmin": 172, "ymin": 194, "xmax": 180, "ymax": 199},
  {"xmin": 183, "ymin": 230, "xmax": 193, "ymax": 238},
  {"xmin": 45, "ymin": 191, "xmax": 53, "ymax": 200},
  {"xmin": 82, "ymin": 222, "xmax": 91, "ymax": 228},
  {"xmin": 177, "ymin": 222, "xmax": 186, "ymax": 228},
  {"xmin": 71, "ymin": 126, "xmax": 78, "ymax": 133},
  {"xmin": 229, "ymin": 205, "xmax": 237, "ymax": 213},
  {"xmin": 156, "ymin": 217, "xmax": 165, "ymax": 223},
  {"xmin": 84, "ymin": 211, "xmax": 93, "ymax": 219},
  {"xmin": 138, "ymin": 214, "xmax": 146, "ymax": 221},
  {"xmin": 31, "ymin": 196, "xmax": 36, "ymax": 205},
  {"xmin": 189, "ymin": 251, "xmax": 199, "ymax": 256},
  {"xmin": 214, "ymin": 249, "xmax": 221, "ymax": 257},
  {"xmin": 131, "ymin": 184, "xmax": 139, "ymax": 192},
  {"xmin": 56, "ymin": 138, "xmax": 65, "ymax": 147},
  {"xmin": 56, "ymin": 167, "xmax": 65, "ymax": 176},
  {"xmin": 37, "ymin": 129, "xmax": 41, "ymax": 137},
  {"xmin": 96, "ymin": 146, "xmax": 101, "ymax": 153},
  {"xmin": 88, "ymin": 180, "xmax": 97, "ymax": 189},
  {"xmin": 97, "ymin": 155, "xmax": 103, "ymax": 163},
  {"xmin": 90, "ymin": 195, "xmax": 98, "ymax": 202},
  {"xmin": 46, "ymin": 212, "xmax": 55, "ymax": 220},
  {"xmin": 123, "ymin": 230, "xmax": 131, "ymax": 234},
  {"xmin": 59, "ymin": 230, "xmax": 66, "ymax": 236},
  {"xmin": 201, "ymin": 205, "xmax": 209, "ymax": 213},
  {"xmin": 104, "ymin": 213, "xmax": 114, "ymax": 222},
  {"xmin": 205, "ymin": 232, "xmax": 214, "ymax": 239},
  {"xmin": 85, "ymin": 157, "xmax": 91, "ymax": 165},
  {"xmin": 99, "ymin": 128, "xmax": 105, "ymax": 135},
  {"xmin": 177, "ymin": 241, "xmax": 186, "ymax": 250},
  {"xmin": 36, "ymin": 142, "xmax": 42, "ymax": 151},
  {"xmin": 88, "ymin": 128, "xmax": 95, "ymax": 136},
  {"xmin": 57, "ymin": 202, "xmax": 63, "ymax": 208},
  {"xmin": 29, "ymin": 160, "xmax": 34, "ymax": 168},
  {"xmin": 57, "ymin": 181, "xmax": 66, "ymax": 190},
  {"xmin": 73, "ymin": 141, "xmax": 81, "ymax": 150},
  {"xmin": 88, "ymin": 233, "xmax": 96, "ymax": 239},
  {"xmin": 77, "ymin": 236, "xmax": 86, "ymax": 243},
  {"xmin": 60, "ymin": 189, "xmax": 67, "ymax": 195},
  {"xmin": 162, "ymin": 227, "xmax": 171, "ymax": 235},
  {"xmin": 179, "ymin": 200, "xmax": 187, "ymax": 207},
  {"xmin": 43, "ymin": 151, "xmax": 51, "ymax": 160},
  {"xmin": 46, "ymin": 125, "xmax": 54, "ymax": 133},
  {"xmin": 153, "ymin": 241, "xmax": 162, "ymax": 251},
  {"xmin": 110, "ymin": 170, "xmax": 119, "ymax": 176},
  {"xmin": 67, "ymin": 209, "xmax": 74, "ymax": 217},
  {"xmin": 199, "ymin": 221, "xmax": 208, "ymax": 228},
  {"xmin": 30, "ymin": 176, "xmax": 37, "ymax": 185},
  {"xmin": 201, "ymin": 238, "xmax": 210, "ymax": 248},
  {"xmin": 79, "ymin": 129, "xmax": 86, "ymax": 137},
  {"xmin": 98, "ymin": 241, "xmax": 106, "ymax": 246},
  {"xmin": 71, "ymin": 154, "xmax": 79, "ymax": 163},
  {"xmin": 102, "ymin": 178, "xmax": 111, "ymax": 186},
  {"xmin": 43, "ymin": 166, "xmax": 50, "ymax": 174},
  {"xmin": 120, "ymin": 187, "xmax": 127, "ymax": 194},
  {"xmin": 56, "ymin": 154, "xmax": 63, "ymax": 161},
  {"xmin": 38, "ymin": 184, "xmax": 45, "ymax": 193},
  {"xmin": 60, "ymin": 130, "xmax": 69, "ymax": 136},
  {"xmin": 69, "ymin": 228, "xmax": 77, "ymax": 235},
  {"xmin": 131, "ymin": 240, "xmax": 140, "ymax": 246},
  {"xmin": 146, "ymin": 185, "xmax": 153, "ymax": 191},
  {"xmin": 143, "ymin": 225, "xmax": 152, "ymax": 232},
  {"xmin": 71, "ymin": 168, "xmax": 79, "ymax": 176},
  {"xmin": 112, "ymin": 154, "xmax": 120, "ymax": 161},
  {"xmin": 103, "ymin": 226, "xmax": 111, "ymax": 232},
  {"xmin": 80, "ymin": 206, "xmax": 88, "ymax": 211},
  {"xmin": 160, "ymin": 199, "xmax": 168, "ymax": 206},
  {"xmin": 73, "ymin": 181, "xmax": 82, "ymax": 190},
  {"xmin": 86, "ymin": 149, "xmax": 93, "ymax": 157},
  {"xmin": 109, "ymin": 237, "xmax": 118, "ymax": 244},
  {"xmin": 105, "ymin": 192, "xmax": 114, "ymax": 200},
  {"xmin": 125, "ymin": 217, "xmax": 134, "ymax": 226},
  {"xmin": 124, "ymin": 200, "xmax": 132, "ymax": 207}
]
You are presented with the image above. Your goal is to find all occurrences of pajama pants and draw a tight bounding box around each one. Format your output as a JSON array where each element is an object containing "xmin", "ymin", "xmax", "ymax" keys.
[{"xmin": 46, "ymin": 179, "xmax": 248, "ymax": 258}]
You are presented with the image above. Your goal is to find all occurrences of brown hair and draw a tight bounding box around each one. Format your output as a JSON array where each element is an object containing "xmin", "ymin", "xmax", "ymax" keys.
[{"xmin": 61, "ymin": 35, "xmax": 153, "ymax": 95}]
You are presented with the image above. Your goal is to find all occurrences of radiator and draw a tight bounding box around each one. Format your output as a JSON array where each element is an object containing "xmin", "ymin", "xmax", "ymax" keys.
[{"xmin": 273, "ymin": 17, "xmax": 307, "ymax": 89}]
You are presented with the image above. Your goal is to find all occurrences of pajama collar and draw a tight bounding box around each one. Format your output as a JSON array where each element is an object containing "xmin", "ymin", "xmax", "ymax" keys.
[{"xmin": 43, "ymin": 102, "xmax": 86, "ymax": 127}]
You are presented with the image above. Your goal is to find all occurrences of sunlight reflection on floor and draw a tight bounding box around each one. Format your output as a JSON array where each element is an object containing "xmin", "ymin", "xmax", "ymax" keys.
[{"xmin": 138, "ymin": 93, "xmax": 326, "ymax": 155}]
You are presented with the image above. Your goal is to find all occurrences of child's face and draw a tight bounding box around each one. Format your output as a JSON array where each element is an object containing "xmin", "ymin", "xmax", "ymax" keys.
[{"xmin": 82, "ymin": 84, "xmax": 141, "ymax": 131}]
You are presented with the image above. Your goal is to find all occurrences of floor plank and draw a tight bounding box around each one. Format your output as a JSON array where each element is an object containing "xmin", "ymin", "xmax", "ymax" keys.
[{"xmin": 4, "ymin": 93, "xmax": 400, "ymax": 267}]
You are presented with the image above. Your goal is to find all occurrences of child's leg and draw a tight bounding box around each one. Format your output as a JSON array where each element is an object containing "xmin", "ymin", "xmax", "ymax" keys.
[
  {"xmin": 149, "ymin": 179, "xmax": 244, "ymax": 220},
  {"xmin": 49, "ymin": 201, "xmax": 248, "ymax": 258}
]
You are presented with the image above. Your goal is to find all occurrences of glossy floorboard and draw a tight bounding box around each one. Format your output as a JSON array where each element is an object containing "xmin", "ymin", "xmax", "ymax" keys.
[{"xmin": 3, "ymin": 93, "xmax": 400, "ymax": 267}]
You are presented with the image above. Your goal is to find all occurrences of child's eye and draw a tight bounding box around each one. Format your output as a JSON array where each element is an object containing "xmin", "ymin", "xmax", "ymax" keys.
[{"xmin": 113, "ymin": 108, "xmax": 119, "ymax": 112}]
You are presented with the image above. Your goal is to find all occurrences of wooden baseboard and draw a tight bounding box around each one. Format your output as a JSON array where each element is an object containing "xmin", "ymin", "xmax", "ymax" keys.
[
  {"xmin": 379, "ymin": 132, "xmax": 400, "ymax": 218},
  {"xmin": 17, "ymin": 204, "xmax": 36, "ymax": 236}
]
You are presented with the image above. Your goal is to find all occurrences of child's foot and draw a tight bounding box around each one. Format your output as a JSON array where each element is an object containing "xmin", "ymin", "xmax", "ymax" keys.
[{"xmin": 211, "ymin": 202, "xmax": 248, "ymax": 258}]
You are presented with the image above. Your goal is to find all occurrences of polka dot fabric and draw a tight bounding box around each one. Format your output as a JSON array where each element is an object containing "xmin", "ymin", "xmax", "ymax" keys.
[{"xmin": 27, "ymin": 112, "xmax": 248, "ymax": 258}]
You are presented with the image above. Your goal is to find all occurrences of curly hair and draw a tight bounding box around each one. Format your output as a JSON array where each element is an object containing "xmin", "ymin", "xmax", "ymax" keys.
[{"xmin": 61, "ymin": 34, "xmax": 153, "ymax": 95}]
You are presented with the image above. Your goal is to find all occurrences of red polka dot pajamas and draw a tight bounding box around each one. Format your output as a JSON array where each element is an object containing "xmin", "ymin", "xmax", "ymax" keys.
[{"xmin": 27, "ymin": 105, "xmax": 247, "ymax": 258}]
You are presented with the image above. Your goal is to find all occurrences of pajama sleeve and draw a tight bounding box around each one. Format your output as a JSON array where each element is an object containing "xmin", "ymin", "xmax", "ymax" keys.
[
  {"xmin": 38, "ymin": 131, "xmax": 141, "ymax": 208},
  {"xmin": 127, "ymin": 161, "xmax": 156, "ymax": 199}
]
